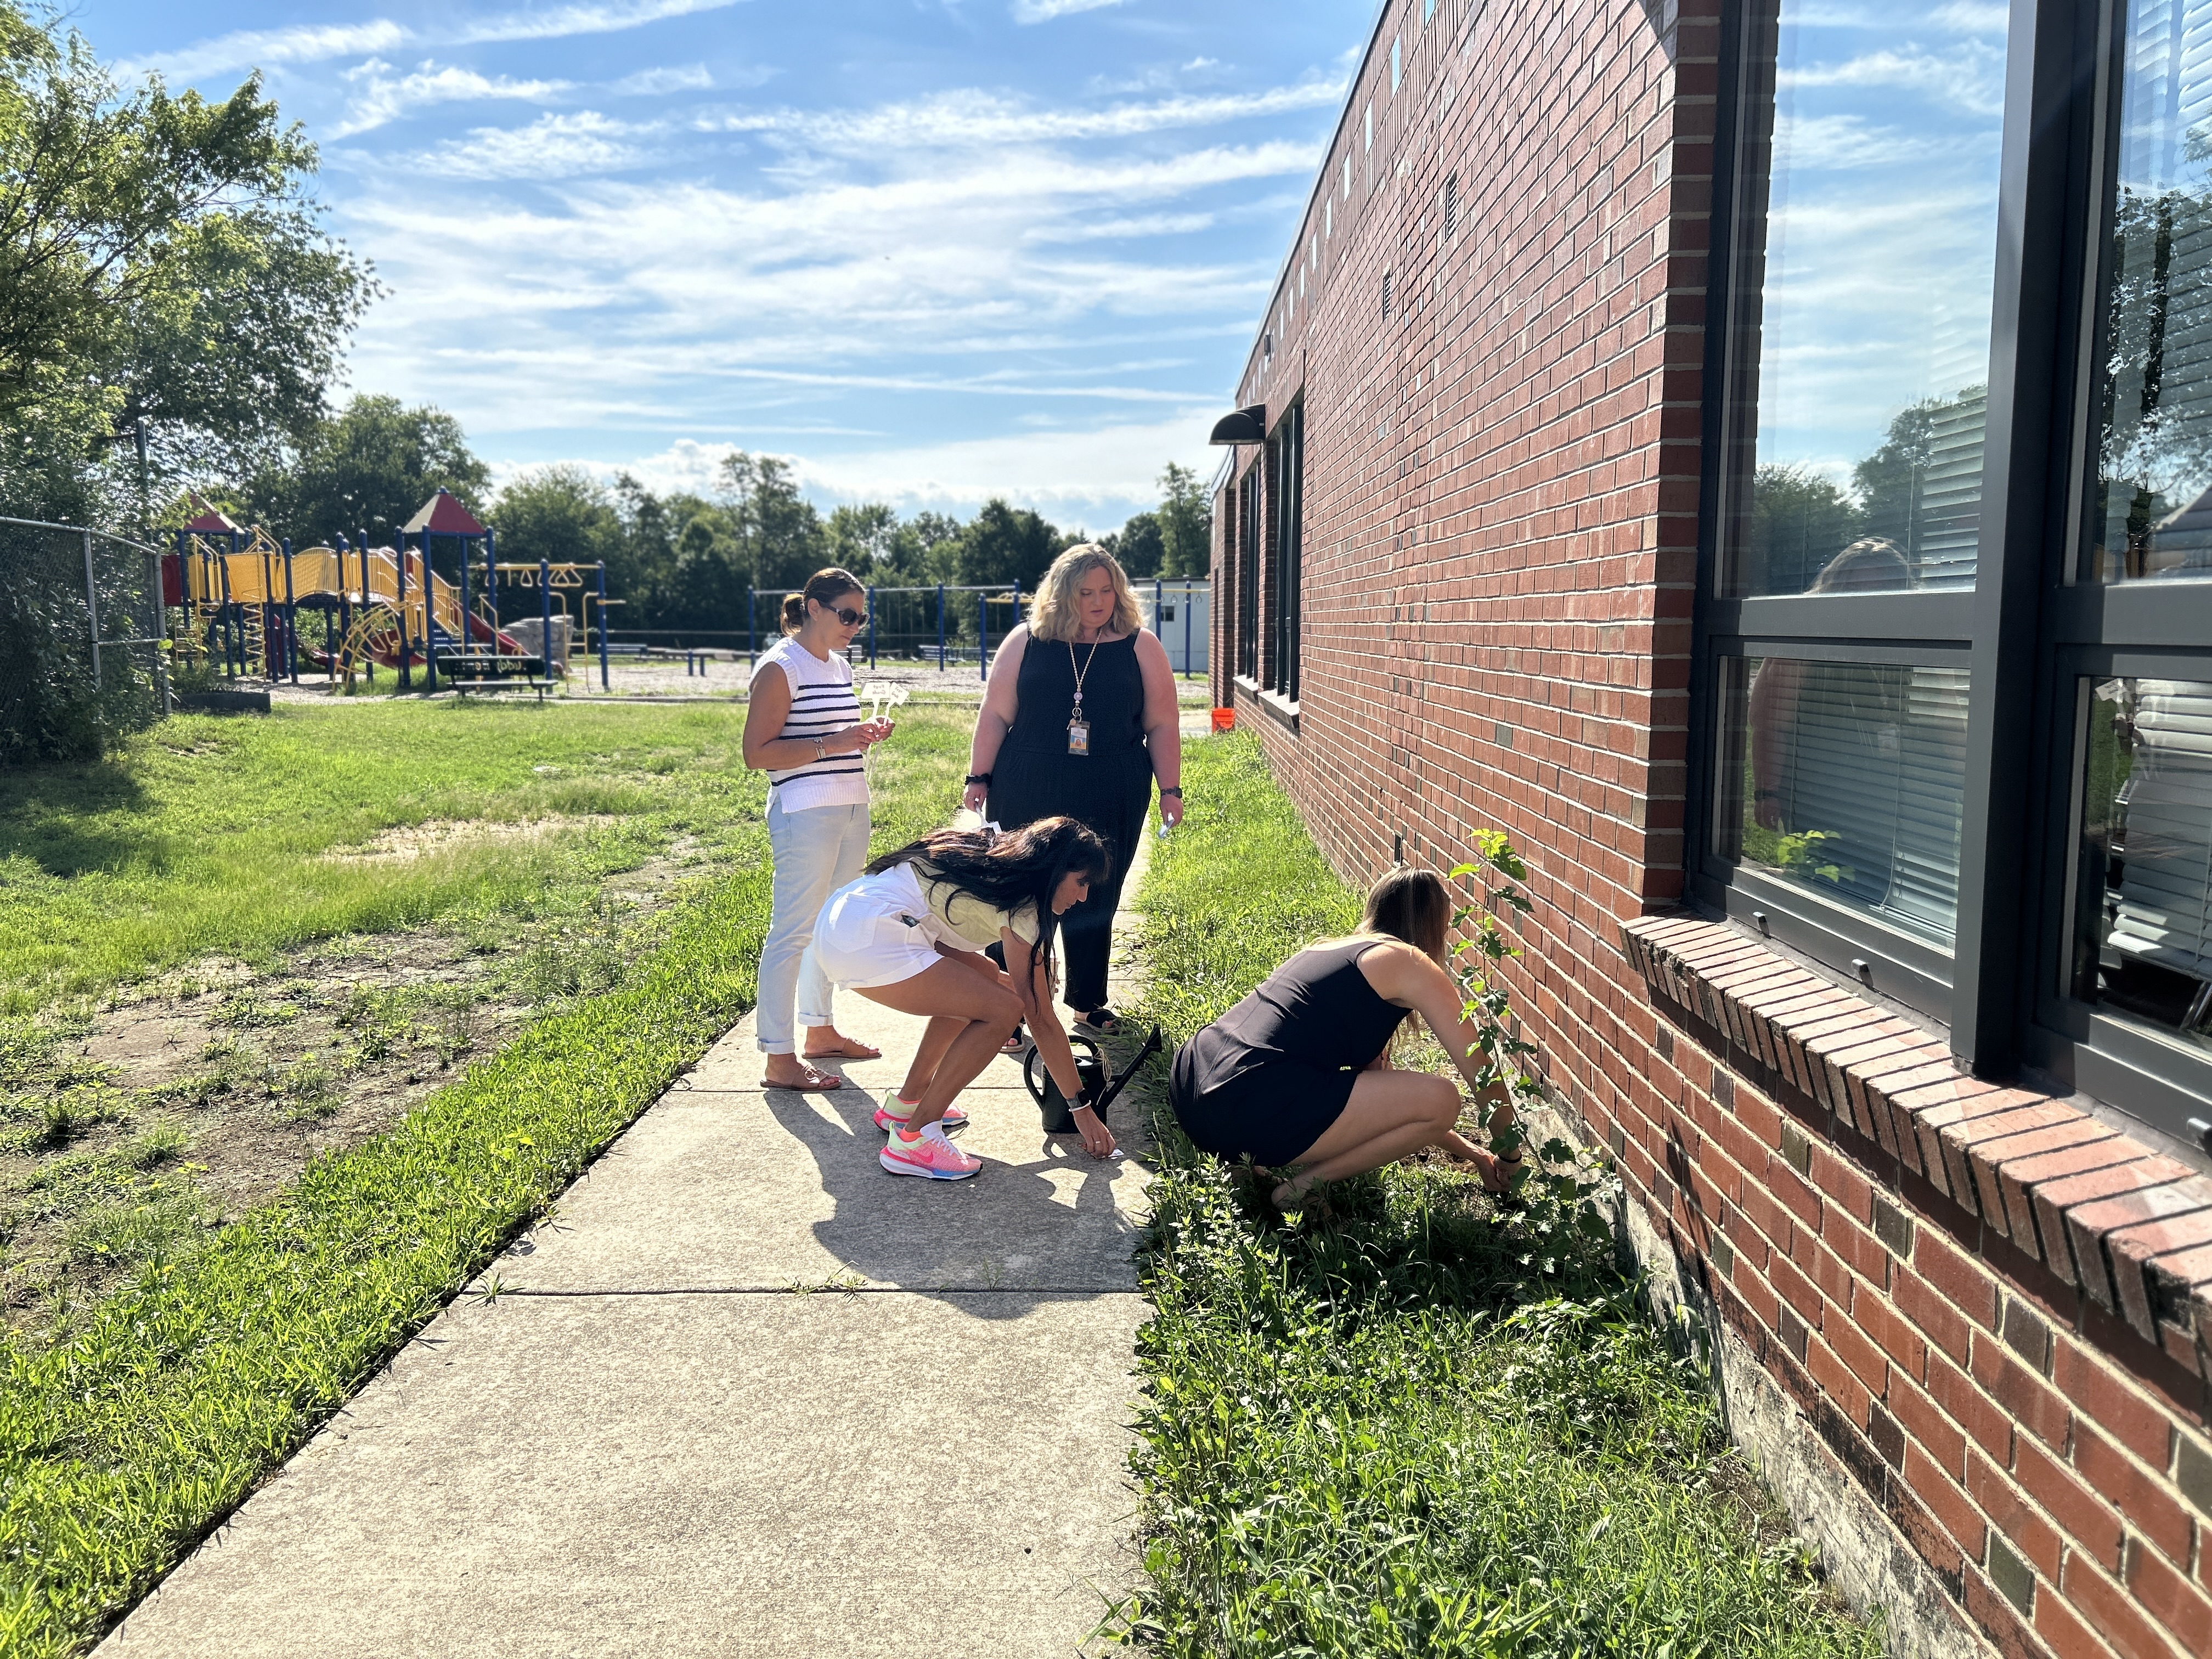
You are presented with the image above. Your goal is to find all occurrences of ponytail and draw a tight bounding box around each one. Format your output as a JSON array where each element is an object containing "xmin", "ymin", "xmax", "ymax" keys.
[{"xmin": 781, "ymin": 567, "xmax": 864, "ymax": 636}]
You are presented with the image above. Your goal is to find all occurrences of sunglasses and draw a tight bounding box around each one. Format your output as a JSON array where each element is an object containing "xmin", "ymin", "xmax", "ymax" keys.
[{"xmin": 825, "ymin": 604, "xmax": 867, "ymax": 627}]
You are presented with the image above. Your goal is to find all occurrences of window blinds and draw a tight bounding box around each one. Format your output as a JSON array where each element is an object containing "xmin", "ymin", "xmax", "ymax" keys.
[
  {"xmin": 1767, "ymin": 661, "xmax": 1971, "ymax": 947},
  {"xmin": 2111, "ymin": 680, "xmax": 2212, "ymax": 984}
]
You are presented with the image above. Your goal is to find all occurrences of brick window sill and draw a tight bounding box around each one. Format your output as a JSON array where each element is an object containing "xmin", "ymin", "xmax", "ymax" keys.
[
  {"xmin": 1256, "ymin": 687, "xmax": 1300, "ymax": 733},
  {"xmin": 1622, "ymin": 915, "xmax": 2212, "ymax": 1383}
]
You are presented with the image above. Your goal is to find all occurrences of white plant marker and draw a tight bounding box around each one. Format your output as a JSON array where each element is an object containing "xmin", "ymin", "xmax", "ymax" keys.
[{"xmin": 860, "ymin": 680, "xmax": 910, "ymax": 722}]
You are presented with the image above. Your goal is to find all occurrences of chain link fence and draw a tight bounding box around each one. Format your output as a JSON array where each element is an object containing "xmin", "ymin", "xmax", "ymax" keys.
[{"xmin": 1, "ymin": 516, "xmax": 170, "ymax": 765}]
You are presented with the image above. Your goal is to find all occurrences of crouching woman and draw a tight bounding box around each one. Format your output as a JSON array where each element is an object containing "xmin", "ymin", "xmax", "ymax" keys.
[
  {"xmin": 1169, "ymin": 867, "xmax": 1519, "ymax": 1210},
  {"xmin": 812, "ymin": 817, "xmax": 1120, "ymax": 1181}
]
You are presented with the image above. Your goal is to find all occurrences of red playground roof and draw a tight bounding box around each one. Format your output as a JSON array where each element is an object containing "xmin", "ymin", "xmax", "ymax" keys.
[
  {"xmin": 403, "ymin": 488, "xmax": 486, "ymax": 537},
  {"xmin": 183, "ymin": 493, "xmax": 239, "ymax": 533}
]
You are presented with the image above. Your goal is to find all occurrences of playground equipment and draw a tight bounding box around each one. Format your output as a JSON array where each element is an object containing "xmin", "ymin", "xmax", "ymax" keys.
[
  {"xmin": 744, "ymin": 579, "xmax": 1209, "ymax": 681},
  {"xmin": 164, "ymin": 492, "xmax": 616, "ymax": 694}
]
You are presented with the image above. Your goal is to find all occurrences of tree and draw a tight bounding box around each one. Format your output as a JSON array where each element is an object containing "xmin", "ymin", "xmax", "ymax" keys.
[
  {"xmin": 1107, "ymin": 509, "xmax": 1164, "ymax": 578},
  {"xmin": 494, "ymin": 465, "xmax": 620, "ymax": 568},
  {"xmin": 954, "ymin": 498, "xmax": 1071, "ymax": 591},
  {"xmin": 826, "ymin": 501, "xmax": 899, "ymax": 578},
  {"xmin": 1746, "ymin": 463, "xmax": 1861, "ymax": 594},
  {"xmin": 1155, "ymin": 460, "xmax": 1212, "ymax": 578},
  {"xmin": 246, "ymin": 393, "xmax": 488, "ymax": 546},
  {"xmin": 718, "ymin": 449, "xmax": 827, "ymax": 599},
  {"xmin": 0, "ymin": 4, "xmax": 371, "ymax": 506}
]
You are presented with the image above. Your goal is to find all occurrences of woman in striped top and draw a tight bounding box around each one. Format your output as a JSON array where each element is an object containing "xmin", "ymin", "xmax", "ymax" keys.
[{"xmin": 742, "ymin": 568, "xmax": 894, "ymax": 1091}]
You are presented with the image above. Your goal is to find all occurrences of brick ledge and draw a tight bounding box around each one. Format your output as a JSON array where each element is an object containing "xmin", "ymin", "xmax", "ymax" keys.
[{"xmin": 1622, "ymin": 914, "xmax": 2212, "ymax": 1386}]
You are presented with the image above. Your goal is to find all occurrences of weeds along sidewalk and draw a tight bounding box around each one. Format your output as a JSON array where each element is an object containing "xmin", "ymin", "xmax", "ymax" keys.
[
  {"xmin": 0, "ymin": 704, "xmax": 967, "ymax": 1659},
  {"xmin": 1105, "ymin": 733, "xmax": 1881, "ymax": 1658}
]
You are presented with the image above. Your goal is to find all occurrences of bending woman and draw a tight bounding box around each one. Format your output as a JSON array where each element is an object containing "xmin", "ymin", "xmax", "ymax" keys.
[
  {"xmin": 1170, "ymin": 868, "xmax": 1520, "ymax": 1210},
  {"xmin": 813, "ymin": 818, "xmax": 1120, "ymax": 1181}
]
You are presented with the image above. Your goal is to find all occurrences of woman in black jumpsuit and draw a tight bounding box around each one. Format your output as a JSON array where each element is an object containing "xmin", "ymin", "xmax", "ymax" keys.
[{"xmin": 964, "ymin": 545, "xmax": 1182, "ymax": 1028}]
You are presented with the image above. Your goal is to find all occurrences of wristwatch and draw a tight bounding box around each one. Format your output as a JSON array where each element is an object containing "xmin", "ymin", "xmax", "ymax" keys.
[{"xmin": 1159, "ymin": 786, "xmax": 1183, "ymax": 797}]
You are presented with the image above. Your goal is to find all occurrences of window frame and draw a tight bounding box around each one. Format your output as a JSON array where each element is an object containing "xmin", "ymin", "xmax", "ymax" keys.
[
  {"xmin": 1265, "ymin": 398, "xmax": 1304, "ymax": 708},
  {"xmin": 1689, "ymin": 0, "xmax": 2212, "ymax": 1147}
]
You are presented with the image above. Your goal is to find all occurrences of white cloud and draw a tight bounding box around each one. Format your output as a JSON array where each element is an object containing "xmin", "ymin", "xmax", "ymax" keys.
[
  {"xmin": 333, "ymin": 61, "xmax": 571, "ymax": 139},
  {"xmin": 129, "ymin": 1, "xmax": 743, "ymax": 83},
  {"xmin": 120, "ymin": 21, "xmax": 408, "ymax": 82},
  {"xmin": 405, "ymin": 112, "xmax": 656, "ymax": 180},
  {"xmin": 1774, "ymin": 112, "xmax": 1954, "ymax": 171},
  {"xmin": 1780, "ymin": 44, "xmax": 2008, "ymax": 118},
  {"xmin": 1012, "ymin": 0, "xmax": 1128, "ymax": 22},
  {"xmin": 614, "ymin": 63, "xmax": 718, "ymax": 95},
  {"xmin": 453, "ymin": 0, "xmax": 742, "ymax": 47},
  {"xmin": 554, "ymin": 412, "xmax": 1216, "ymax": 518},
  {"xmin": 706, "ymin": 81, "xmax": 1344, "ymax": 151}
]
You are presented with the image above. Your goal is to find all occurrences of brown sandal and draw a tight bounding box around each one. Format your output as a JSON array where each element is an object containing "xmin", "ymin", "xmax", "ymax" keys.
[
  {"xmin": 761, "ymin": 1063, "xmax": 843, "ymax": 1092},
  {"xmin": 803, "ymin": 1038, "xmax": 883, "ymax": 1061}
]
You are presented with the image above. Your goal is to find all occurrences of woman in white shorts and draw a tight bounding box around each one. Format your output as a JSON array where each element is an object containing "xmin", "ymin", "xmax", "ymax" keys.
[{"xmin": 814, "ymin": 817, "xmax": 1119, "ymax": 1180}]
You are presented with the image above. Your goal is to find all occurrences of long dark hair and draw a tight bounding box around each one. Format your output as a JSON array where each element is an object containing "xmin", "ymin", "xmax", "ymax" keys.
[
  {"xmin": 867, "ymin": 816, "xmax": 1109, "ymax": 984},
  {"xmin": 782, "ymin": 567, "xmax": 862, "ymax": 634}
]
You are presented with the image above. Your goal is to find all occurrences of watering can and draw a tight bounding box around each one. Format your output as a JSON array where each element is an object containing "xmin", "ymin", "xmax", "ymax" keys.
[{"xmin": 1022, "ymin": 1025, "xmax": 1164, "ymax": 1133}]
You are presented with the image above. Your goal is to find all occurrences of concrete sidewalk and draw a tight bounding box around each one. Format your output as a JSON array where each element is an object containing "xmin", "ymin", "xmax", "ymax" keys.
[{"xmin": 100, "ymin": 872, "xmax": 1159, "ymax": 1657}]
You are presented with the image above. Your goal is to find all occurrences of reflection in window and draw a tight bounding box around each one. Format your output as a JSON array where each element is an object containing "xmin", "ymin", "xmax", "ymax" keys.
[
  {"xmin": 1717, "ymin": 657, "xmax": 1972, "ymax": 945},
  {"xmin": 1719, "ymin": 0, "xmax": 2007, "ymax": 596},
  {"xmin": 2089, "ymin": 0, "xmax": 2212, "ymax": 583},
  {"xmin": 2072, "ymin": 679, "xmax": 2212, "ymax": 1049}
]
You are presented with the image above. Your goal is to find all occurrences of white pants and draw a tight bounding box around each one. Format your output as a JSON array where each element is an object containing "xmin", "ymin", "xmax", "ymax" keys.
[{"xmin": 755, "ymin": 796, "xmax": 871, "ymax": 1054}]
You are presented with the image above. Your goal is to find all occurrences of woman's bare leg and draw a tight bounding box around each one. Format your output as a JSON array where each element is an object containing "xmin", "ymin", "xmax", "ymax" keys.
[
  {"xmin": 853, "ymin": 961, "xmax": 1020, "ymax": 1129},
  {"xmin": 1273, "ymin": 1071, "xmax": 1489, "ymax": 1205},
  {"xmin": 896, "ymin": 1014, "xmax": 968, "ymax": 1102}
]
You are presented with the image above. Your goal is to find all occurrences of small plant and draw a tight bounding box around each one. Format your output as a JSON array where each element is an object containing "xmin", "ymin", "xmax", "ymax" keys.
[
  {"xmin": 281, "ymin": 1053, "xmax": 341, "ymax": 1121},
  {"xmin": 119, "ymin": 1122, "xmax": 190, "ymax": 1170}
]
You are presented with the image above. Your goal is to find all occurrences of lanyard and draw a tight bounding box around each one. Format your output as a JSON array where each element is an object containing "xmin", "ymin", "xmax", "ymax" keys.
[{"xmin": 1067, "ymin": 635, "xmax": 1104, "ymax": 756}]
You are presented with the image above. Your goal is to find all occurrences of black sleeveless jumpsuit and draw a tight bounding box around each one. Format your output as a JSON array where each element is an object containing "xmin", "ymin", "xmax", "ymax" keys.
[
  {"xmin": 1169, "ymin": 940, "xmax": 1410, "ymax": 1166},
  {"xmin": 986, "ymin": 630, "xmax": 1154, "ymax": 1014}
]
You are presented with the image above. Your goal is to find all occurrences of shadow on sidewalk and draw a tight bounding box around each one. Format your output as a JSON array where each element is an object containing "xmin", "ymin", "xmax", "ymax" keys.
[{"xmin": 760, "ymin": 1080, "xmax": 1154, "ymax": 1321}]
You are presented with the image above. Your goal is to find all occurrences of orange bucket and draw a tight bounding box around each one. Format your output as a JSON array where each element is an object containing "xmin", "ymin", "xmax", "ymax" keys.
[{"xmin": 1211, "ymin": 707, "xmax": 1235, "ymax": 733}]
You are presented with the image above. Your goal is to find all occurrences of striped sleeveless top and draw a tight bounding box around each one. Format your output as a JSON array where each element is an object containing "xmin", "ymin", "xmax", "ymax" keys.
[{"xmin": 752, "ymin": 636, "xmax": 868, "ymax": 810}]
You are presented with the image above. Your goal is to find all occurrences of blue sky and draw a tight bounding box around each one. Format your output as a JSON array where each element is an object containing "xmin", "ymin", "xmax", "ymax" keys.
[{"xmin": 84, "ymin": 0, "xmax": 1370, "ymax": 532}]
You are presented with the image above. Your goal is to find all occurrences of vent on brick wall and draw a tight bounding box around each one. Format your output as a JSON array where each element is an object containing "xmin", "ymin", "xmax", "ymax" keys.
[
  {"xmin": 1444, "ymin": 173, "xmax": 1459, "ymax": 238},
  {"xmin": 1382, "ymin": 269, "xmax": 1393, "ymax": 324}
]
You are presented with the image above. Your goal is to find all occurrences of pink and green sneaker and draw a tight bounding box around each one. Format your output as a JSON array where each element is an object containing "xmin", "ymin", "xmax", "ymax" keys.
[{"xmin": 879, "ymin": 1121, "xmax": 983, "ymax": 1181}]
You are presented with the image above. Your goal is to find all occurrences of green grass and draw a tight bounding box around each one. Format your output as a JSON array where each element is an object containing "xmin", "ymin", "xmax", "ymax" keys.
[
  {"xmin": 0, "ymin": 700, "xmax": 764, "ymax": 1014},
  {"xmin": 0, "ymin": 698, "xmax": 969, "ymax": 1657},
  {"xmin": 1112, "ymin": 733, "xmax": 1878, "ymax": 1658}
]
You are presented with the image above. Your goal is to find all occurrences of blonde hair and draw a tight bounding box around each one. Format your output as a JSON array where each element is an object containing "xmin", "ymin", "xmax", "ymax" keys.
[{"xmin": 1026, "ymin": 544, "xmax": 1144, "ymax": 643}]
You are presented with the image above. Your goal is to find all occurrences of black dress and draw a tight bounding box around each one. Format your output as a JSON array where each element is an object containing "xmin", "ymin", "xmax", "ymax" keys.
[
  {"xmin": 987, "ymin": 629, "xmax": 1154, "ymax": 1014},
  {"xmin": 1169, "ymin": 940, "xmax": 1410, "ymax": 1166}
]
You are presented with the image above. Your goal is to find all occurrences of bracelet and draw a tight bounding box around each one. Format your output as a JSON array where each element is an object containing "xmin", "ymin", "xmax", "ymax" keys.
[
  {"xmin": 964, "ymin": 772, "xmax": 992, "ymax": 786},
  {"xmin": 1159, "ymin": 786, "xmax": 1183, "ymax": 797},
  {"xmin": 813, "ymin": 737, "xmax": 828, "ymax": 763}
]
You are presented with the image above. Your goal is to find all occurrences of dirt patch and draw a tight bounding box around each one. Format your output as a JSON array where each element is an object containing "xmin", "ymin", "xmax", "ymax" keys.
[
  {"xmin": 319, "ymin": 814, "xmax": 621, "ymax": 864},
  {"xmin": 0, "ymin": 835, "xmax": 708, "ymax": 1336}
]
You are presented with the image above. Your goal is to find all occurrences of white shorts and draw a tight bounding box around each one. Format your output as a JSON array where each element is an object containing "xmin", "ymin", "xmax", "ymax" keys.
[{"xmin": 812, "ymin": 864, "xmax": 972, "ymax": 990}]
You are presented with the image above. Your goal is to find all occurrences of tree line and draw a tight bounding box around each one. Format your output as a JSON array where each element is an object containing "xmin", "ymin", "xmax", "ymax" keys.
[{"xmin": 0, "ymin": 2, "xmax": 1210, "ymax": 641}]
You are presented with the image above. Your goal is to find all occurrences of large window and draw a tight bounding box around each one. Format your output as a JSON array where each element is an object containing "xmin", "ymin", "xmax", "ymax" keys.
[
  {"xmin": 1265, "ymin": 400, "xmax": 1304, "ymax": 704},
  {"xmin": 1698, "ymin": 0, "xmax": 2212, "ymax": 1144},
  {"xmin": 1236, "ymin": 459, "xmax": 1261, "ymax": 680}
]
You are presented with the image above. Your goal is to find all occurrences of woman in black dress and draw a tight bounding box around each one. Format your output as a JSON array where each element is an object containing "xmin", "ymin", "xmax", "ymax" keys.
[
  {"xmin": 963, "ymin": 545, "xmax": 1182, "ymax": 1032},
  {"xmin": 1170, "ymin": 868, "xmax": 1521, "ymax": 1210}
]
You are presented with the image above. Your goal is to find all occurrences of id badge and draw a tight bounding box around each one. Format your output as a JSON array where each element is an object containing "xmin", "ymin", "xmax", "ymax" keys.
[{"xmin": 1066, "ymin": 720, "xmax": 1091, "ymax": 756}]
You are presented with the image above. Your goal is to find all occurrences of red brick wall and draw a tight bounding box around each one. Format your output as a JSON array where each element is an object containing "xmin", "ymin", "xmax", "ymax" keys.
[{"xmin": 1214, "ymin": 2, "xmax": 2212, "ymax": 1655}]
